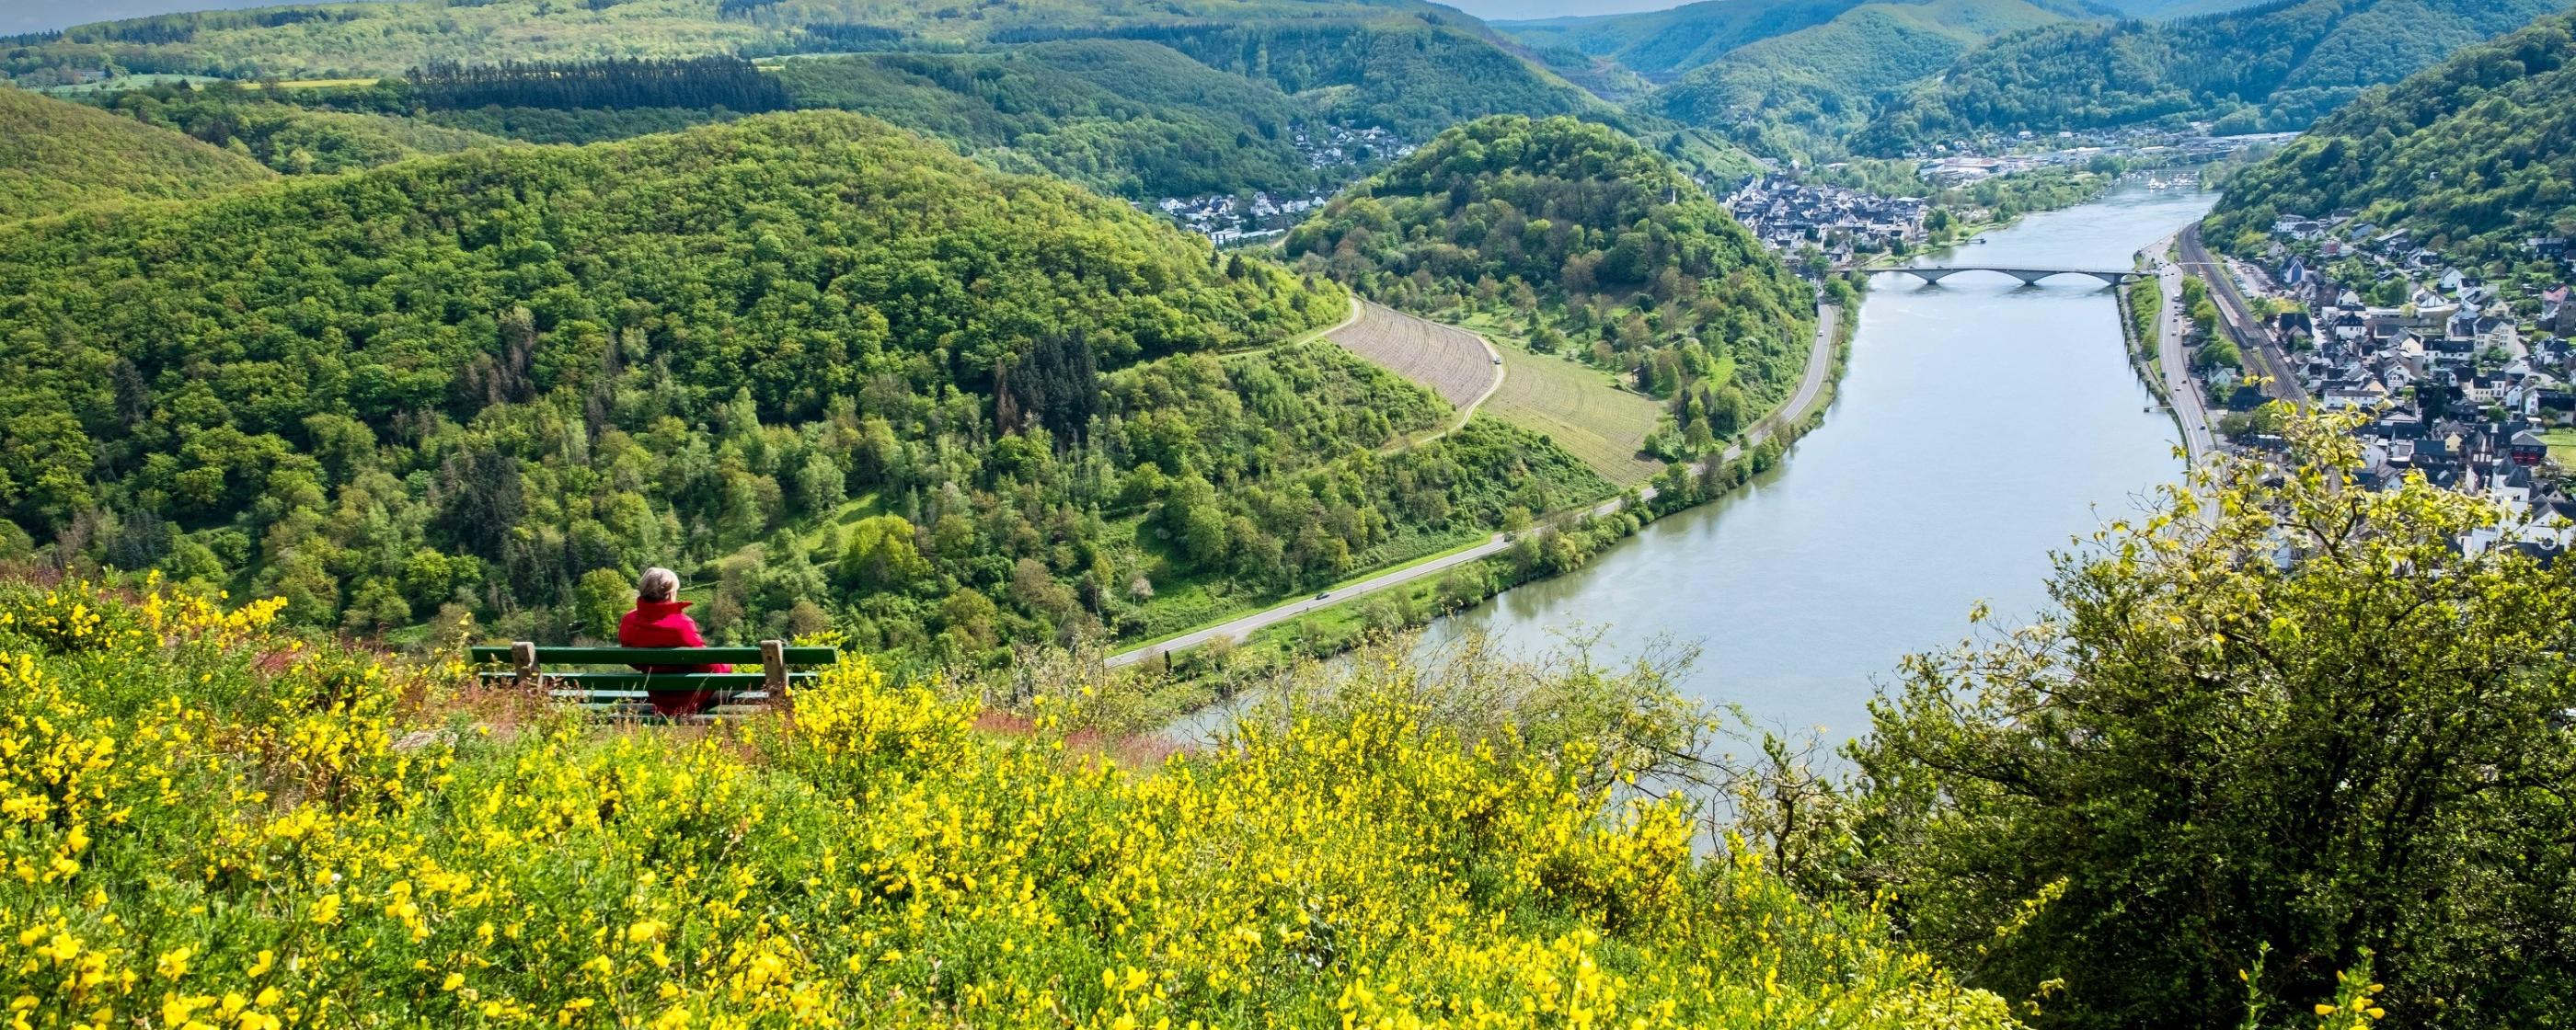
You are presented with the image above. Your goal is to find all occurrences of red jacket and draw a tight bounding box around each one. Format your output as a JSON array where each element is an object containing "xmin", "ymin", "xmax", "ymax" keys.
[{"xmin": 618, "ymin": 600, "xmax": 732, "ymax": 715}]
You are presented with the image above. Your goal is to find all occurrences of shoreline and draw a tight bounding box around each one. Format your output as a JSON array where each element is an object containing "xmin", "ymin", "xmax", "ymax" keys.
[{"xmin": 1107, "ymin": 294, "xmax": 1856, "ymax": 680}]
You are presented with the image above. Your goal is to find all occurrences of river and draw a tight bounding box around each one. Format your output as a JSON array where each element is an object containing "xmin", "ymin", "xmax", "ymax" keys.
[{"xmin": 1420, "ymin": 182, "xmax": 2216, "ymax": 744}]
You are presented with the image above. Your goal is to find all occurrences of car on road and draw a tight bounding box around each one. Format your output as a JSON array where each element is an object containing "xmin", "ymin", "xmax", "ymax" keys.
[{"xmin": 1314, "ymin": 591, "xmax": 1330, "ymax": 601}]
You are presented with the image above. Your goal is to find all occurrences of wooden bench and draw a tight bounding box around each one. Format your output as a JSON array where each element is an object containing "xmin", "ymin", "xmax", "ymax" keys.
[{"xmin": 466, "ymin": 642, "xmax": 837, "ymax": 717}]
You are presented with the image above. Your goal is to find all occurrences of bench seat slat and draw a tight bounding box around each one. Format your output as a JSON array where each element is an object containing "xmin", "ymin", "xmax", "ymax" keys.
[
  {"xmin": 466, "ymin": 646, "xmax": 839, "ymax": 665},
  {"xmin": 476, "ymin": 671, "xmax": 815, "ymax": 689},
  {"xmin": 549, "ymin": 691, "xmax": 772, "ymax": 701}
]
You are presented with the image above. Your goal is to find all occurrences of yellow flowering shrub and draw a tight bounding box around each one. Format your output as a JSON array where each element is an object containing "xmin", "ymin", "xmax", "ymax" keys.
[{"xmin": 0, "ymin": 580, "xmax": 2015, "ymax": 1028}]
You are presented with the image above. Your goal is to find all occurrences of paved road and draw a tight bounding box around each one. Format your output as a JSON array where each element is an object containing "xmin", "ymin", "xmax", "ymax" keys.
[
  {"xmin": 2145, "ymin": 236, "xmax": 2217, "ymax": 464},
  {"xmin": 2179, "ymin": 223, "xmax": 2307, "ymax": 405},
  {"xmin": 1105, "ymin": 303, "xmax": 1842, "ymax": 668}
]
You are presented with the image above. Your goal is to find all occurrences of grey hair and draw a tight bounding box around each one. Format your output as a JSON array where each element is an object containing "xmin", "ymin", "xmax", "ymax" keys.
[{"xmin": 638, "ymin": 566, "xmax": 679, "ymax": 602}]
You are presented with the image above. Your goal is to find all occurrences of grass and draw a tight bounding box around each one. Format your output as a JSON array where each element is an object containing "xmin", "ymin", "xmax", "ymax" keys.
[
  {"xmin": 2540, "ymin": 429, "xmax": 2576, "ymax": 466},
  {"xmin": 1459, "ymin": 315, "xmax": 1665, "ymax": 486},
  {"xmin": 1116, "ymin": 527, "xmax": 1492, "ymax": 651}
]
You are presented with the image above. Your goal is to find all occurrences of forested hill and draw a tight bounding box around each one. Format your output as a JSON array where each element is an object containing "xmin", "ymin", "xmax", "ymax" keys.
[
  {"xmin": 0, "ymin": 0, "xmax": 1606, "ymax": 132},
  {"xmin": 1639, "ymin": 0, "xmax": 2076, "ymax": 160},
  {"xmin": 1497, "ymin": 0, "xmax": 2093, "ymax": 81},
  {"xmin": 1855, "ymin": 0, "xmax": 2574, "ymax": 153},
  {"xmin": 2204, "ymin": 12, "xmax": 2576, "ymax": 262},
  {"xmin": 0, "ymin": 84, "xmax": 273, "ymax": 219},
  {"xmin": 1287, "ymin": 116, "xmax": 1815, "ymax": 455}
]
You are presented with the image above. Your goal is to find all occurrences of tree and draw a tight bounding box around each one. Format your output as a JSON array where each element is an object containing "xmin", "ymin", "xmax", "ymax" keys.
[
  {"xmin": 1847, "ymin": 413, "xmax": 2576, "ymax": 1028},
  {"xmin": 837, "ymin": 515, "xmax": 933, "ymax": 596},
  {"xmin": 571, "ymin": 567, "xmax": 633, "ymax": 640}
]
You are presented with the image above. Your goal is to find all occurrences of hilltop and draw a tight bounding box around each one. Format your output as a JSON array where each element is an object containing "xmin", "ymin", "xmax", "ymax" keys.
[
  {"xmin": 1856, "ymin": 0, "xmax": 2575, "ymax": 152},
  {"xmin": 0, "ymin": 110, "xmax": 1628, "ymax": 667},
  {"xmin": 1287, "ymin": 116, "xmax": 1815, "ymax": 468},
  {"xmin": 1499, "ymin": 0, "xmax": 2092, "ymax": 80},
  {"xmin": 2202, "ymin": 11, "xmax": 2576, "ymax": 263},
  {"xmin": 1639, "ymin": 0, "xmax": 2075, "ymax": 158},
  {"xmin": 0, "ymin": 84, "xmax": 272, "ymax": 219}
]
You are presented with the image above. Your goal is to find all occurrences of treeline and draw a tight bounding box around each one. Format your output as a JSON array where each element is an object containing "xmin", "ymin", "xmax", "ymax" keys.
[
  {"xmin": 93, "ymin": 82, "xmax": 511, "ymax": 176},
  {"xmin": 52, "ymin": 6, "xmax": 362, "ymax": 48},
  {"xmin": 1855, "ymin": 0, "xmax": 2570, "ymax": 153},
  {"xmin": 1287, "ymin": 115, "xmax": 1814, "ymax": 458},
  {"xmin": 1002, "ymin": 17, "xmax": 1615, "ymax": 138},
  {"xmin": 0, "ymin": 112, "xmax": 1416, "ymax": 666},
  {"xmin": 2205, "ymin": 10, "xmax": 2576, "ymax": 265},
  {"xmin": 405, "ymin": 56, "xmax": 790, "ymax": 114},
  {"xmin": 770, "ymin": 42, "xmax": 1324, "ymax": 199}
]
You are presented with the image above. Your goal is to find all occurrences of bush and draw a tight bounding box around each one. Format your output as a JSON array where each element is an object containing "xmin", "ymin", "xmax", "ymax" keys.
[{"xmin": 0, "ymin": 578, "xmax": 2010, "ymax": 1027}]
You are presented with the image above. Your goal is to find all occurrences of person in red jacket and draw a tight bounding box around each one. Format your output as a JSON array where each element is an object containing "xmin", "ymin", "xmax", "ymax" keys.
[{"xmin": 618, "ymin": 566, "xmax": 733, "ymax": 717}]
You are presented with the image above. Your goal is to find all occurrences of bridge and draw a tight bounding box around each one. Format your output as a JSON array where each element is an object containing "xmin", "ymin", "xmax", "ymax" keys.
[{"xmin": 1880, "ymin": 265, "xmax": 2145, "ymax": 288}]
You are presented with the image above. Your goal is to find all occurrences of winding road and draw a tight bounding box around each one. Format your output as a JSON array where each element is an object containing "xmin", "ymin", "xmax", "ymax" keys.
[{"xmin": 1106, "ymin": 303, "xmax": 1841, "ymax": 668}]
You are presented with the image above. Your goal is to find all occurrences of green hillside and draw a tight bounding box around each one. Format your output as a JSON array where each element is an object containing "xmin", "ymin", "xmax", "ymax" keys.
[
  {"xmin": 2204, "ymin": 11, "xmax": 2576, "ymax": 263},
  {"xmin": 0, "ymin": 84, "xmax": 273, "ymax": 219},
  {"xmin": 1287, "ymin": 115, "xmax": 1814, "ymax": 461},
  {"xmin": 1857, "ymin": 0, "xmax": 2575, "ymax": 153},
  {"xmin": 1496, "ymin": 0, "xmax": 2091, "ymax": 79},
  {"xmin": 99, "ymin": 83, "xmax": 512, "ymax": 174},
  {"xmin": 1642, "ymin": 0, "xmax": 2073, "ymax": 159},
  {"xmin": 771, "ymin": 41, "xmax": 1322, "ymax": 199},
  {"xmin": 1056, "ymin": 17, "xmax": 1625, "ymax": 139},
  {"xmin": 0, "ymin": 111, "xmax": 1586, "ymax": 663}
]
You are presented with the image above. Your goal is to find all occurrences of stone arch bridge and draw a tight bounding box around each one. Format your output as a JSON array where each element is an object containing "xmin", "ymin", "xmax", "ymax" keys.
[{"xmin": 1881, "ymin": 265, "xmax": 2145, "ymax": 288}]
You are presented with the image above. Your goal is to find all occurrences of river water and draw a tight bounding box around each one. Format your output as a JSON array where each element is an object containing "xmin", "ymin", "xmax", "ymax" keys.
[{"xmin": 1420, "ymin": 182, "xmax": 2216, "ymax": 744}]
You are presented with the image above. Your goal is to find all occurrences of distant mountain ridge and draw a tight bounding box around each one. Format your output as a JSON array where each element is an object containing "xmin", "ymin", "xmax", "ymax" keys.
[
  {"xmin": 1495, "ymin": 0, "xmax": 2098, "ymax": 80},
  {"xmin": 1856, "ymin": 0, "xmax": 2576, "ymax": 153},
  {"xmin": 1638, "ymin": 0, "xmax": 2075, "ymax": 157},
  {"xmin": 2203, "ymin": 10, "xmax": 2576, "ymax": 261}
]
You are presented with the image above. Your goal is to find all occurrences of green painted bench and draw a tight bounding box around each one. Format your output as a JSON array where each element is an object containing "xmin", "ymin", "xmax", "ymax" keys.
[{"xmin": 466, "ymin": 642, "xmax": 838, "ymax": 717}]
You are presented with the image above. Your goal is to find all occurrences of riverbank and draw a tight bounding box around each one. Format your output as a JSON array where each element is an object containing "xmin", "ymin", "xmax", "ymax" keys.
[
  {"xmin": 1101, "ymin": 294, "xmax": 1856, "ymax": 713},
  {"xmin": 1420, "ymin": 183, "xmax": 2205, "ymax": 742}
]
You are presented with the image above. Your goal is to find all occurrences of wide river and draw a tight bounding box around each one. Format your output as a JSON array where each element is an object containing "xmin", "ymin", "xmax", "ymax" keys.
[{"xmin": 1421, "ymin": 182, "xmax": 2216, "ymax": 743}]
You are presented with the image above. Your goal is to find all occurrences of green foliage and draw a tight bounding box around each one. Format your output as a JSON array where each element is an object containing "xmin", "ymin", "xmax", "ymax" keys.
[
  {"xmin": 0, "ymin": 83, "xmax": 272, "ymax": 220},
  {"xmin": 1857, "ymin": 0, "xmax": 2573, "ymax": 153},
  {"xmin": 1843, "ymin": 416, "xmax": 2576, "ymax": 1027},
  {"xmin": 0, "ymin": 110, "xmax": 1397, "ymax": 659},
  {"xmin": 2205, "ymin": 11, "xmax": 2576, "ymax": 263},
  {"xmin": 0, "ymin": 578, "xmax": 2018, "ymax": 1028},
  {"xmin": 1498, "ymin": 0, "xmax": 2087, "ymax": 79},
  {"xmin": 1053, "ymin": 17, "xmax": 1625, "ymax": 140},
  {"xmin": 94, "ymin": 82, "xmax": 510, "ymax": 175},
  {"xmin": 1640, "ymin": 0, "xmax": 2073, "ymax": 161},
  {"xmin": 1286, "ymin": 115, "xmax": 1814, "ymax": 459},
  {"xmin": 771, "ymin": 41, "xmax": 1322, "ymax": 200}
]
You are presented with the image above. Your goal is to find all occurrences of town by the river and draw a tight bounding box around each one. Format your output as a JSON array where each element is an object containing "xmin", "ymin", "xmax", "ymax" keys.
[{"xmin": 1420, "ymin": 182, "xmax": 2219, "ymax": 743}]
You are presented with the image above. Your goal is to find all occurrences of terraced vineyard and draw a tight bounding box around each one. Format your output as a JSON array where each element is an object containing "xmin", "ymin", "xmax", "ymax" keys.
[
  {"xmin": 1326, "ymin": 303, "xmax": 1499, "ymax": 410},
  {"xmin": 1487, "ymin": 345, "xmax": 1666, "ymax": 486}
]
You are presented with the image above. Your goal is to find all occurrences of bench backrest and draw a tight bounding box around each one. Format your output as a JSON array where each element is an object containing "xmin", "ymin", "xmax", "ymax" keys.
[{"xmin": 466, "ymin": 641, "xmax": 838, "ymax": 714}]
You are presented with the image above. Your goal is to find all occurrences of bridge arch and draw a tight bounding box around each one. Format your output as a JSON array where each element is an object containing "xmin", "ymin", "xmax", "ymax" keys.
[{"xmin": 1883, "ymin": 266, "xmax": 2140, "ymax": 288}]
